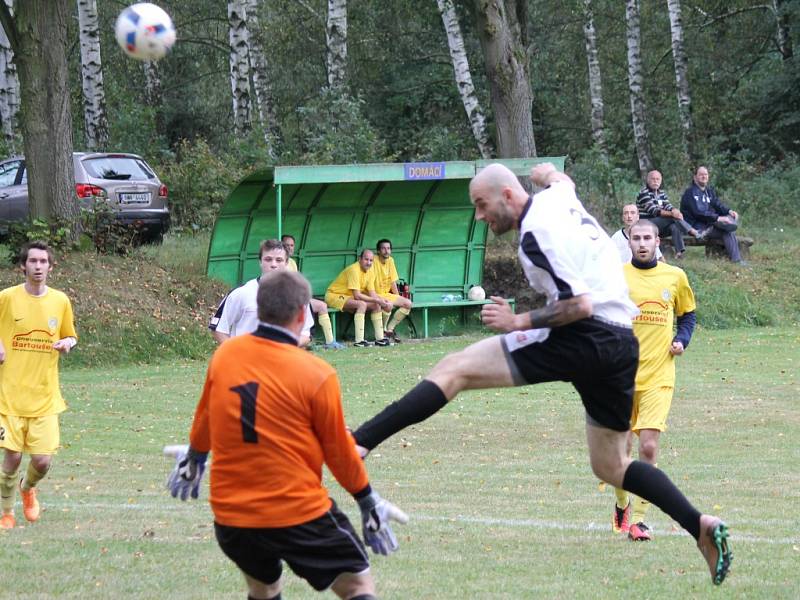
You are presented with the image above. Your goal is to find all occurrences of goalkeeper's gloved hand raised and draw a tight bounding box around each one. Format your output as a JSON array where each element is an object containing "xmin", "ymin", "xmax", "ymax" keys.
[
  {"xmin": 356, "ymin": 488, "xmax": 409, "ymax": 555},
  {"xmin": 167, "ymin": 447, "xmax": 208, "ymax": 501}
]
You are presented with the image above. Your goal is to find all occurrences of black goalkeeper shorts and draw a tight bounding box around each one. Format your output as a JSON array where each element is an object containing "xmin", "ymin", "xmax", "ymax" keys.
[{"xmin": 214, "ymin": 500, "xmax": 370, "ymax": 591}]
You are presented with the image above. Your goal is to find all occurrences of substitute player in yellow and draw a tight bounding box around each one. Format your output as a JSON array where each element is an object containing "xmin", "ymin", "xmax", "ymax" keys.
[
  {"xmin": 0, "ymin": 241, "xmax": 77, "ymax": 529},
  {"xmin": 325, "ymin": 250, "xmax": 390, "ymax": 347},
  {"xmin": 612, "ymin": 219, "xmax": 697, "ymax": 541},
  {"xmin": 371, "ymin": 239, "xmax": 412, "ymax": 343}
]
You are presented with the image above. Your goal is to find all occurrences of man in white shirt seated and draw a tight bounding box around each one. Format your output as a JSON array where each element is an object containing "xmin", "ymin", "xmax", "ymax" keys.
[{"xmin": 611, "ymin": 203, "xmax": 663, "ymax": 263}]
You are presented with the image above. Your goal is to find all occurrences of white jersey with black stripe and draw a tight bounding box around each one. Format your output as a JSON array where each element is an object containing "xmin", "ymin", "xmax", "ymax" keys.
[{"xmin": 517, "ymin": 182, "xmax": 638, "ymax": 326}]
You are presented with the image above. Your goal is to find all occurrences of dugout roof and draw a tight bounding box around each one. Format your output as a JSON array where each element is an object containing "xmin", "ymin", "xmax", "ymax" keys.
[{"xmin": 206, "ymin": 158, "xmax": 566, "ymax": 300}]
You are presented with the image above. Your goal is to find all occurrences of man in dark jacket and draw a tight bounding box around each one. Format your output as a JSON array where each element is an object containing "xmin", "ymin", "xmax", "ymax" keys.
[{"xmin": 680, "ymin": 166, "xmax": 744, "ymax": 264}]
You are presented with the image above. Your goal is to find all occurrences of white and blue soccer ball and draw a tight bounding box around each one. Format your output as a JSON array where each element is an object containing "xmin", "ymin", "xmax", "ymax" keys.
[
  {"xmin": 468, "ymin": 285, "xmax": 486, "ymax": 301},
  {"xmin": 115, "ymin": 3, "xmax": 176, "ymax": 61}
]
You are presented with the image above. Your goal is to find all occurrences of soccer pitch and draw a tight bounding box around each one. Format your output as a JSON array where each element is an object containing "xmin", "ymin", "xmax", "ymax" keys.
[{"xmin": 0, "ymin": 327, "xmax": 797, "ymax": 599}]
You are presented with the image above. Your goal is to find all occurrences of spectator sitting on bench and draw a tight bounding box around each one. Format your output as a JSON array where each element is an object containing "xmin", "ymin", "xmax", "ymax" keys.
[
  {"xmin": 371, "ymin": 238, "xmax": 412, "ymax": 344},
  {"xmin": 611, "ymin": 203, "xmax": 664, "ymax": 263},
  {"xmin": 282, "ymin": 234, "xmax": 344, "ymax": 349},
  {"xmin": 325, "ymin": 250, "xmax": 391, "ymax": 348},
  {"xmin": 680, "ymin": 166, "xmax": 745, "ymax": 264},
  {"xmin": 636, "ymin": 170, "xmax": 700, "ymax": 259}
]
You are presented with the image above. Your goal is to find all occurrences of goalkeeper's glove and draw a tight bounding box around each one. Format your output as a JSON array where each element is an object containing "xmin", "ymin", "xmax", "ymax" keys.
[
  {"xmin": 167, "ymin": 447, "xmax": 208, "ymax": 501},
  {"xmin": 356, "ymin": 487, "xmax": 409, "ymax": 555}
]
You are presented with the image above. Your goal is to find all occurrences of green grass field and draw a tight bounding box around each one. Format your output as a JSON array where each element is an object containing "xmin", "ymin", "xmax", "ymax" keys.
[{"xmin": 0, "ymin": 327, "xmax": 798, "ymax": 599}]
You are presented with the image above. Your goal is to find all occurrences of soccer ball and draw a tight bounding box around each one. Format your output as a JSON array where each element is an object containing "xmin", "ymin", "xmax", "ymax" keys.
[
  {"xmin": 115, "ymin": 3, "xmax": 176, "ymax": 61},
  {"xmin": 468, "ymin": 285, "xmax": 486, "ymax": 301}
]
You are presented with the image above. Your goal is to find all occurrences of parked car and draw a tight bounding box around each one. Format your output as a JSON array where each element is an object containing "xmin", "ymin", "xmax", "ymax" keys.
[{"xmin": 0, "ymin": 152, "xmax": 170, "ymax": 240}]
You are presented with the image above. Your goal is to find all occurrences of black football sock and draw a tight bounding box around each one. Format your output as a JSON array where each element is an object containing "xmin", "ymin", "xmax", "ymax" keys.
[
  {"xmin": 353, "ymin": 380, "xmax": 448, "ymax": 450},
  {"xmin": 622, "ymin": 460, "xmax": 701, "ymax": 540}
]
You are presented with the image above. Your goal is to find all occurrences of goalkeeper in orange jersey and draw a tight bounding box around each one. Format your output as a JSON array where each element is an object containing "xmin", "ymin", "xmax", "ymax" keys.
[{"xmin": 169, "ymin": 270, "xmax": 407, "ymax": 600}]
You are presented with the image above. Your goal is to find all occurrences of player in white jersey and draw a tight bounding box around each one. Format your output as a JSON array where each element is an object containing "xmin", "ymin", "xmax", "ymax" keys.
[
  {"xmin": 209, "ymin": 240, "xmax": 313, "ymax": 346},
  {"xmin": 352, "ymin": 163, "xmax": 731, "ymax": 586}
]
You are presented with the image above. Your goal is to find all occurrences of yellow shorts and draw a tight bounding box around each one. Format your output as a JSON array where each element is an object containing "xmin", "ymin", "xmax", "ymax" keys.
[
  {"xmin": 0, "ymin": 413, "xmax": 60, "ymax": 454},
  {"xmin": 324, "ymin": 291, "xmax": 351, "ymax": 311},
  {"xmin": 630, "ymin": 387, "xmax": 673, "ymax": 433},
  {"xmin": 377, "ymin": 292, "xmax": 399, "ymax": 303}
]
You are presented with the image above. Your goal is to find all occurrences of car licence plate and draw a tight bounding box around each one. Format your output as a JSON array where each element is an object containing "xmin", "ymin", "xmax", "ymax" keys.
[{"xmin": 119, "ymin": 192, "xmax": 150, "ymax": 205}]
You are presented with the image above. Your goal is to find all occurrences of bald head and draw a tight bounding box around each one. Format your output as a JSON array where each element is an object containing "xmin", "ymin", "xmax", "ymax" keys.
[
  {"xmin": 469, "ymin": 164, "xmax": 528, "ymax": 235},
  {"xmin": 470, "ymin": 163, "xmax": 526, "ymax": 197}
]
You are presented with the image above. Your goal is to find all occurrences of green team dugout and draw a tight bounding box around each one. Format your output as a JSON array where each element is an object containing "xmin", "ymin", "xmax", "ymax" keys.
[{"xmin": 206, "ymin": 157, "xmax": 565, "ymax": 338}]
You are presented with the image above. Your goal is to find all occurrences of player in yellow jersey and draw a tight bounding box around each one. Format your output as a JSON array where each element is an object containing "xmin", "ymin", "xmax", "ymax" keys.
[
  {"xmin": 0, "ymin": 241, "xmax": 77, "ymax": 529},
  {"xmin": 612, "ymin": 219, "xmax": 697, "ymax": 541},
  {"xmin": 371, "ymin": 239, "xmax": 413, "ymax": 343},
  {"xmin": 282, "ymin": 234, "xmax": 344, "ymax": 349},
  {"xmin": 325, "ymin": 250, "xmax": 391, "ymax": 347}
]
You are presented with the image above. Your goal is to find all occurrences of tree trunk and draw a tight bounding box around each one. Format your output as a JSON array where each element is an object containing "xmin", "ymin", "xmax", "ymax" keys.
[
  {"xmin": 582, "ymin": 0, "xmax": 607, "ymax": 159},
  {"xmin": 326, "ymin": 0, "xmax": 347, "ymax": 90},
  {"xmin": 773, "ymin": 0, "xmax": 793, "ymax": 61},
  {"xmin": 625, "ymin": 0, "xmax": 653, "ymax": 178},
  {"xmin": 437, "ymin": 0, "xmax": 492, "ymax": 159},
  {"xmin": 77, "ymin": 0, "xmax": 108, "ymax": 150},
  {"xmin": 243, "ymin": 0, "xmax": 279, "ymax": 158},
  {"xmin": 4, "ymin": 0, "xmax": 76, "ymax": 224},
  {"xmin": 474, "ymin": 0, "xmax": 536, "ymax": 158},
  {"xmin": 142, "ymin": 60, "xmax": 164, "ymax": 132},
  {"xmin": 667, "ymin": 0, "xmax": 695, "ymax": 163},
  {"xmin": 228, "ymin": 0, "xmax": 251, "ymax": 136},
  {"xmin": 0, "ymin": 0, "xmax": 19, "ymax": 151}
]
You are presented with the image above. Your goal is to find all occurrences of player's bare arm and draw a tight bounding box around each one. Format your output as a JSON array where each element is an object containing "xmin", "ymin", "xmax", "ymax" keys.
[
  {"xmin": 481, "ymin": 294, "xmax": 592, "ymax": 333},
  {"xmin": 0, "ymin": 339, "xmax": 5, "ymax": 363}
]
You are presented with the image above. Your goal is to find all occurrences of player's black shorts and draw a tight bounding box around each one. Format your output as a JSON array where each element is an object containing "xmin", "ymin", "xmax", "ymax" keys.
[
  {"xmin": 214, "ymin": 500, "xmax": 370, "ymax": 591},
  {"xmin": 502, "ymin": 317, "xmax": 639, "ymax": 431}
]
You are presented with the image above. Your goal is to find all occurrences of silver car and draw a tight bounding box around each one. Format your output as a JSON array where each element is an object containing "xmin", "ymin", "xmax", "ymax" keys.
[{"xmin": 0, "ymin": 152, "xmax": 170, "ymax": 239}]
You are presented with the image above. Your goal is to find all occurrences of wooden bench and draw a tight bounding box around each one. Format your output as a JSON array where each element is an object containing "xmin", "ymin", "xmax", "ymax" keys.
[
  {"xmin": 660, "ymin": 235, "xmax": 754, "ymax": 259},
  {"xmin": 323, "ymin": 298, "xmax": 515, "ymax": 340}
]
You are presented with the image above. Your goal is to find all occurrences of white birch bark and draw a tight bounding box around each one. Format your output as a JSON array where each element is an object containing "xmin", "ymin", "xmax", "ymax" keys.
[
  {"xmin": 243, "ymin": 0, "xmax": 278, "ymax": 158},
  {"xmin": 228, "ymin": 0, "xmax": 252, "ymax": 136},
  {"xmin": 625, "ymin": 0, "xmax": 653, "ymax": 178},
  {"xmin": 143, "ymin": 60, "xmax": 161, "ymax": 109},
  {"xmin": 0, "ymin": 0, "xmax": 19, "ymax": 149},
  {"xmin": 667, "ymin": 0, "xmax": 695, "ymax": 162},
  {"xmin": 437, "ymin": 0, "xmax": 492, "ymax": 158},
  {"xmin": 582, "ymin": 0, "xmax": 607, "ymax": 159},
  {"xmin": 77, "ymin": 0, "xmax": 108, "ymax": 150},
  {"xmin": 326, "ymin": 0, "xmax": 347, "ymax": 89}
]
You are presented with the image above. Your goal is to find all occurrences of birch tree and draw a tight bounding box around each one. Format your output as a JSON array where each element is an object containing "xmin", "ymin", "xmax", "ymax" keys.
[
  {"xmin": 474, "ymin": 0, "xmax": 536, "ymax": 158},
  {"xmin": 326, "ymin": 0, "xmax": 347, "ymax": 90},
  {"xmin": 582, "ymin": 0, "xmax": 607, "ymax": 159},
  {"xmin": 437, "ymin": 0, "xmax": 492, "ymax": 159},
  {"xmin": 625, "ymin": 0, "xmax": 653, "ymax": 178},
  {"xmin": 0, "ymin": 0, "xmax": 18, "ymax": 150},
  {"xmin": 77, "ymin": 0, "xmax": 108, "ymax": 150},
  {"xmin": 243, "ymin": 0, "xmax": 279, "ymax": 158},
  {"xmin": 228, "ymin": 0, "xmax": 252, "ymax": 136},
  {"xmin": 667, "ymin": 0, "xmax": 695, "ymax": 162},
  {"xmin": 0, "ymin": 0, "xmax": 76, "ymax": 225}
]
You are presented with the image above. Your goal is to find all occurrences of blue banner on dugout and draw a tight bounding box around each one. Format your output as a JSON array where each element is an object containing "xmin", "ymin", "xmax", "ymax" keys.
[{"xmin": 404, "ymin": 162, "xmax": 446, "ymax": 180}]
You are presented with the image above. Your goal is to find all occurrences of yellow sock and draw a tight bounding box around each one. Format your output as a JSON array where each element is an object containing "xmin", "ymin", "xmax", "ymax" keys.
[
  {"xmin": 614, "ymin": 486, "xmax": 629, "ymax": 509},
  {"xmin": 354, "ymin": 313, "xmax": 366, "ymax": 343},
  {"xmin": 382, "ymin": 310, "xmax": 391, "ymax": 330},
  {"xmin": 387, "ymin": 306, "xmax": 410, "ymax": 332},
  {"xmin": 1, "ymin": 468, "xmax": 19, "ymax": 513},
  {"xmin": 22, "ymin": 462, "xmax": 48, "ymax": 490},
  {"xmin": 370, "ymin": 311, "xmax": 384, "ymax": 340},
  {"xmin": 317, "ymin": 313, "xmax": 334, "ymax": 344}
]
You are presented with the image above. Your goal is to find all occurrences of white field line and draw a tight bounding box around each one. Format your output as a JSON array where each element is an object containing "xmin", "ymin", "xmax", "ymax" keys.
[{"xmin": 38, "ymin": 500, "xmax": 799, "ymax": 546}]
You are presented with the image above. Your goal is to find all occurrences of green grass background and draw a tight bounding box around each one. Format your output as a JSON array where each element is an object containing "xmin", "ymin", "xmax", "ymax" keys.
[{"xmin": 0, "ymin": 327, "xmax": 797, "ymax": 598}]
